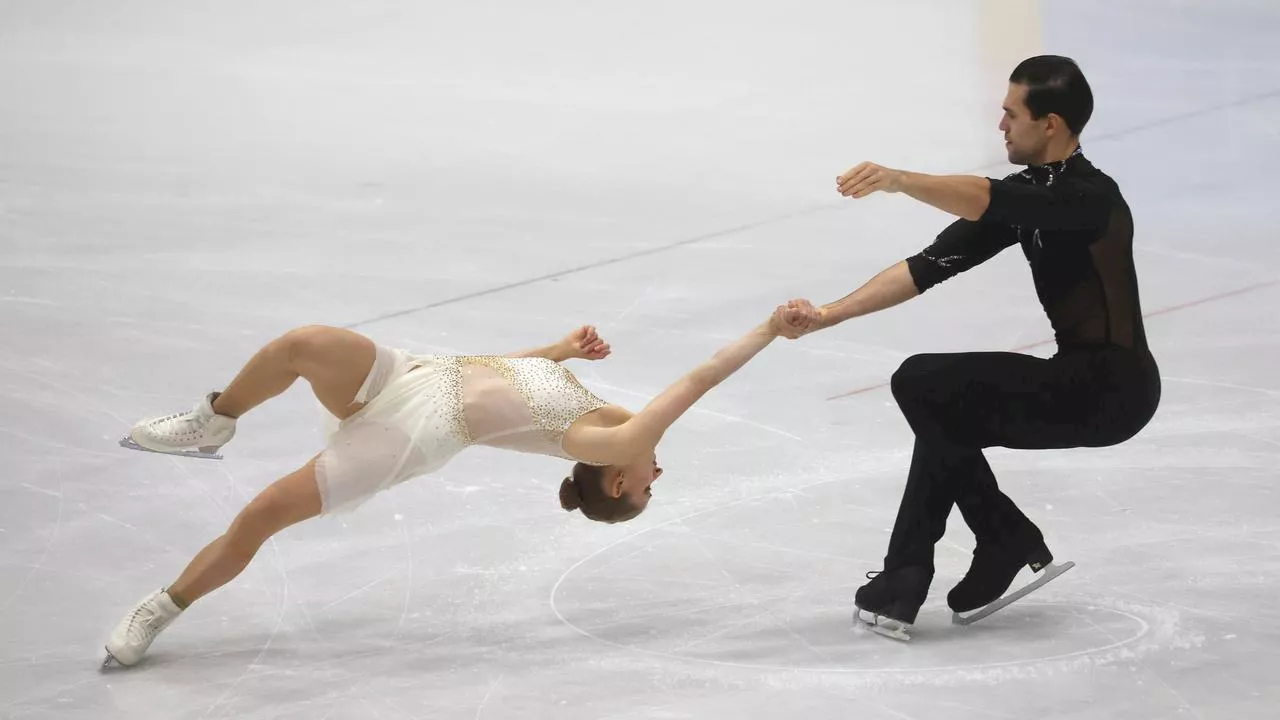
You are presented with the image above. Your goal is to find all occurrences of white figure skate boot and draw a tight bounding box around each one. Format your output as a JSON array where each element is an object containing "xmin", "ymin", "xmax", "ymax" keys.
[
  {"xmin": 120, "ymin": 392, "xmax": 236, "ymax": 460},
  {"xmin": 102, "ymin": 589, "xmax": 184, "ymax": 667}
]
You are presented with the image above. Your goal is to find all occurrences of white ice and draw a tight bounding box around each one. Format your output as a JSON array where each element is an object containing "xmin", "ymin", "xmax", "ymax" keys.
[{"xmin": 2, "ymin": 1, "xmax": 1279, "ymax": 718}]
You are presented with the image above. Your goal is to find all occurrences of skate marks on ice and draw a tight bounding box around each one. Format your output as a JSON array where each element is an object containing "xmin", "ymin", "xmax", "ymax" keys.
[{"xmin": 550, "ymin": 492, "xmax": 1204, "ymax": 686}]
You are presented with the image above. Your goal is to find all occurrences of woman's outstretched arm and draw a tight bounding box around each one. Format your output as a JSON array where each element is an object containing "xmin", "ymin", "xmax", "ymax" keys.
[
  {"xmin": 617, "ymin": 317, "xmax": 781, "ymax": 451},
  {"xmin": 506, "ymin": 325, "xmax": 612, "ymax": 362},
  {"xmin": 563, "ymin": 314, "xmax": 786, "ymax": 465}
]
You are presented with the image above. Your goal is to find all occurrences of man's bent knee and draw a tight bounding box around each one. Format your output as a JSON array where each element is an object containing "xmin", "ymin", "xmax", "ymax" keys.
[
  {"xmin": 891, "ymin": 353, "xmax": 944, "ymax": 403},
  {"xmin": 890, "ymin": 353, "xmax": 976, "ymax": 444}
]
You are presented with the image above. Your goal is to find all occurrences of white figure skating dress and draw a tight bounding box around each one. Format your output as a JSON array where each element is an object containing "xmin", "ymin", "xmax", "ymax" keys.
[{"xmin": 316, "ymin": 344, "xmax": 610, "ymax": 513}]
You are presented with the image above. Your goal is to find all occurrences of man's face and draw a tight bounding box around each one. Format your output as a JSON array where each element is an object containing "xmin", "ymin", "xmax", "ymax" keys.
[{"xmin": 998, "ymin": 82, "xmax": 1050, "ymax": 165}]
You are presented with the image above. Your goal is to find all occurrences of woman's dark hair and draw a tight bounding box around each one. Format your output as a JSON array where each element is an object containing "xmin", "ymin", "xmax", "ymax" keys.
[
  {"xmin": 1009, "ymin": 55, "xmax": 1094, "ymax": 136},
  {"xmin": 559, "ymin": 463, "xmax": 643, "ymax": 523}
]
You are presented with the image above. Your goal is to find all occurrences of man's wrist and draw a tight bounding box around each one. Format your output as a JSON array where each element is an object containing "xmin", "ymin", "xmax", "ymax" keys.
[
  {"xmin": 818, "ymin": 305, "xmax": 841, "ymax": 328},
  {"xmin": 897, "ymin": 169, "xmax": 926, "ymax": 197}
]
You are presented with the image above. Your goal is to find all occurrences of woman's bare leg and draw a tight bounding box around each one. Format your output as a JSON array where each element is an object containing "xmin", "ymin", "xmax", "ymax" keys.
[
  {"xmin": 211, "ymin": 325, "xmax": 376, "ymax": 420},
  {"xmin": 166, "ymin": 458, "xmax": 323, "ymax": 607}
]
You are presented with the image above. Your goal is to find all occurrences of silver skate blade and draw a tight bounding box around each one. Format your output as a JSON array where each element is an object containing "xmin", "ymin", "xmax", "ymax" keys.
[
  {"xmin": 952, "ymin": 560, "xmax": 1076, "ymax": 626},
  {"xmin": 854, "ymin": 607, "xmax": 912, "ymax": 641},
  {"xmin": 101, "ymin": 650, "xmax": 118, "ymax": 669},
  {"xmin": 118, "ymin": 435, "xmax": 223, "ymax": 460}
]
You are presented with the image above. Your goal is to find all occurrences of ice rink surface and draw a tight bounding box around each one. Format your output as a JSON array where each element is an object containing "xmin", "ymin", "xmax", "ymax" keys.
[{"xmin": 2, "ymin": 1, "xmax": 1279, "ymax": 717}]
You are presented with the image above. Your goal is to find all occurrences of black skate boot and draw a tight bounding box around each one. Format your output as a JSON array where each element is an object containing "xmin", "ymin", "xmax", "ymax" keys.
[
  {"xmin": 948, "ymin": 539, "xmax": 1075, "ymax": 625},
  {"xmin": 853, "ymin": 565, "xmax": 932, "ymax": 641},
  {"xmin": 948, "ymin": 541, "xmax": 1052, "ymax": 613}
]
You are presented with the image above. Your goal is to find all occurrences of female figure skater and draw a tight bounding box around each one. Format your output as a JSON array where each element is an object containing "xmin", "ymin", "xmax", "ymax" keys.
[{"xmin": 104, "ymin": 314, "xmax": 788, "ymax": 667}]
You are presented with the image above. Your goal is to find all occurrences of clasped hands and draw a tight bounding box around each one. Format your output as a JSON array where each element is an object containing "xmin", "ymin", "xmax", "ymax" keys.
[{"xmin": 768, "ymin": 299, "xmax": 825, "ymax": 340}]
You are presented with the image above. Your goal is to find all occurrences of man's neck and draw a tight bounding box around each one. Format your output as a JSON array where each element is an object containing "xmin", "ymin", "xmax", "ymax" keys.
[{"xmin": 1031, "ymin": 138, "xmax": 1081, "ymax": 166}]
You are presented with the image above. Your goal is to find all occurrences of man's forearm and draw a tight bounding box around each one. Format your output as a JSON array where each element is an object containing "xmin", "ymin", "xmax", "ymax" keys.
[
  {"xmin": 820, "ymin": 261, "xmax": 920, "ymax": 327},
  {"xmin": 899, "ymin": 172, "xmax": 992, "ymax": 222}
]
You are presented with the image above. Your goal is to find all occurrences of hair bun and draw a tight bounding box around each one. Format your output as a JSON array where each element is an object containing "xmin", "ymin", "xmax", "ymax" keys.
[{"xmin": 559, "ymin": 477, "xmax": 582, "ymax": 512}]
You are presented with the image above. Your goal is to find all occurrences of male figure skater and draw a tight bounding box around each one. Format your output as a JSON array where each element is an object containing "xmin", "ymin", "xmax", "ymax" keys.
[{"xmin": 777, "ymin": 55, "xmax": 1161, "ymax": 639}]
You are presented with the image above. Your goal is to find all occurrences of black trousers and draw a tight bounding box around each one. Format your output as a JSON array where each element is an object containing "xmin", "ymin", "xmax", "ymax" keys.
[{"xmin": 883, "ymin": 345, "xmax": 1161, "ymax": 572}]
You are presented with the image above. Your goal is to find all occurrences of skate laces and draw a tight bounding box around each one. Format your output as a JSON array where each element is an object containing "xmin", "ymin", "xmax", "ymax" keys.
[
  {"xmin": 147, "ymin": 407, "xmax": 207, "ymax": 439},
  {"xmin": 126, "ymin": 605, "xmax": 161, "ymax": 640},
  {"xmin": 126, "ymin": 600, "xmax": 174, "ymax": 640},
  {"xmin": 153, "ymin": 417, "xmax": 198, "ymax": 439}
]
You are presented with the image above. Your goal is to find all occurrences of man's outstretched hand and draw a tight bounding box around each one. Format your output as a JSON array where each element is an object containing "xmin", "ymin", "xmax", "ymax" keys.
[{"xmin": 837, "ymin": 161, "xmax": 905, "ymax": 198}]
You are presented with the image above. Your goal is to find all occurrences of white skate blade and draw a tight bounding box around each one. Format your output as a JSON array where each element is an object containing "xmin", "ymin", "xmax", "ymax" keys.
[
  {"xmin": 951, "ymin": 560, "xmax": 1076, "ymax": 626},
  {"xmin": 854, "ymin": 607, "xmax": 912, "ymax": 641},
  {"xmin": 118, "ymin": 435, "xmax": 223, "ymax": 460}
]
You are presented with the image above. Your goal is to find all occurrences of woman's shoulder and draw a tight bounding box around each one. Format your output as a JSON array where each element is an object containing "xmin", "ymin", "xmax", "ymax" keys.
[{"xmin": 561, "ymin": 405, "xmax": 641, "ymax": 465}]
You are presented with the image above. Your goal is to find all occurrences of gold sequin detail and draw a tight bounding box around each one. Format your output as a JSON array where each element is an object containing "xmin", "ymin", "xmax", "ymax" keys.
[
  {"xmin": 457, "ymin": 355, "xmax": 608, "ymax": 451},
  {"xmin": 396, "ymin": 356, "xmax": 472, "ymax": 447},
  {"xmin": 437, "ymin": 358, "xmax": 472, "ymax": 447}
]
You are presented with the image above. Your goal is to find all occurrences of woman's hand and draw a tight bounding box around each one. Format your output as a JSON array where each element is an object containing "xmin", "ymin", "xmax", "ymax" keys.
[{"xmin": 559, "ymin": 325, "xmax": 612, "ymax": 361}]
